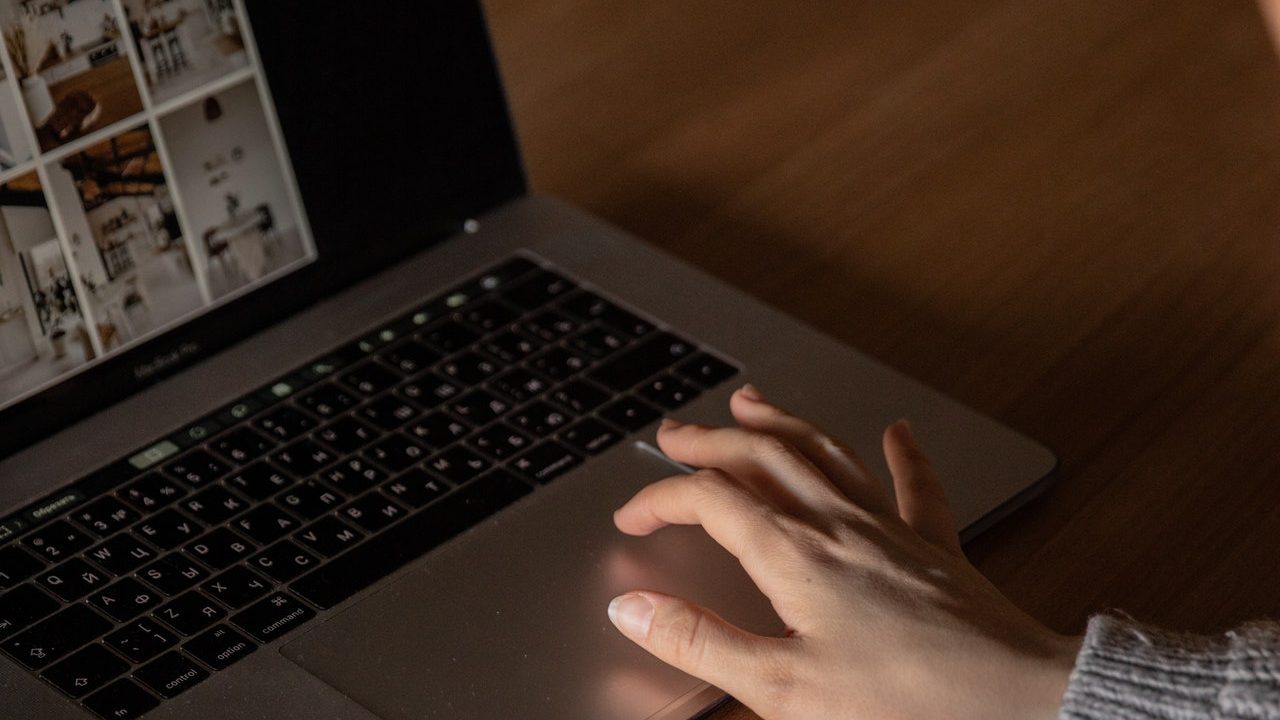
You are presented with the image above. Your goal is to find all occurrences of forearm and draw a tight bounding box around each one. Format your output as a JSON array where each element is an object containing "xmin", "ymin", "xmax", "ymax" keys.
[{"xmin": 1060, "ymin": 614, "xmax": 1280, "ymax": 720}]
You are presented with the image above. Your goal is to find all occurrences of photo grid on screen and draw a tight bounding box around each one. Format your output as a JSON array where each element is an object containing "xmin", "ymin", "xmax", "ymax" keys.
[{"xmin": 0, "ymin": 0, "xmax": 315, "ymax": 413}]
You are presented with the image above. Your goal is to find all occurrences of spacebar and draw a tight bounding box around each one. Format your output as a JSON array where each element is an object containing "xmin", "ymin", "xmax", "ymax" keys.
[{"xmin": 290, "ymin": 472, "xmax": 531, "ymax": 609}]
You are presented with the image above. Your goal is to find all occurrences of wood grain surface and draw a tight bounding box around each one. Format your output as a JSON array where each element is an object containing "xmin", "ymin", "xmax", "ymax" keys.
[{"xmin": 483, "ymin": 1, "xmax": 1280, "ymax": 717}]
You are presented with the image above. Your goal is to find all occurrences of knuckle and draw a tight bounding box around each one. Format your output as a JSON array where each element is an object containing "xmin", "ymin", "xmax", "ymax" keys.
[
  {"xmin": 747, "ymin": 432, "xmax": 795, "ymax": 462},
  {"xmin": 660, "ymin": 606, "xmax": 709, "ymax": 668}
]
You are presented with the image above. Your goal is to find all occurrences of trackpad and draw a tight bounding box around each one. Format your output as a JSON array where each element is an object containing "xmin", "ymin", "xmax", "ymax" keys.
[{"xmin": 281, "ymin": 447, "xmax": 780, "ymax": 720}]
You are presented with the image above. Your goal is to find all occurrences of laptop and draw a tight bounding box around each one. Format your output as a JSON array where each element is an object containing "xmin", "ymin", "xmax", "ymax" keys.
[{"xmin": 0, "ymin": 2, "xmax": 1057, "ymax": 719}]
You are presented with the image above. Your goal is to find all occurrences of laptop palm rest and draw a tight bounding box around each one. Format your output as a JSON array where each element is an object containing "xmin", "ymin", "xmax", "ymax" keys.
[{"xmin": 280, "ymin": 443, "xmax": 781, "ymax": 720}]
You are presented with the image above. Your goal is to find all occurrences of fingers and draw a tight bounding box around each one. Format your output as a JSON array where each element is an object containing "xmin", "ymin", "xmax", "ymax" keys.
[
  {"xmin": 884, "ymin": 421, "xmax": 963, "ymax": 556},
  {"xmin": 656, "ymin": 420, "xmax": 845, "ymax": 515},
  {"xmin": 614, "ymin": 469, "xmax": 792, "ymax": 586},
  {"xmin": 729, "ymin": 385, "xmax": 895, "ymax": 514},
  {"xmin": 607, "ymin": 590, "xmax": 794, "ymax": 709}
]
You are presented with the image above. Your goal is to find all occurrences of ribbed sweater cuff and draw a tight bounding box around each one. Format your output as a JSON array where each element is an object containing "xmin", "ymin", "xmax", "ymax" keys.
[{"xmin": 1059, "ymin": 614, "xmax": 1280, "ymax": 720}]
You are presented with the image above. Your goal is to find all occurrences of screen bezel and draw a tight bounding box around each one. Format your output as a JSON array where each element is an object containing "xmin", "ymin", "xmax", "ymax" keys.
[{"xmin": 0, "ymin": 0, "xmax": 526, "ymax": 458}]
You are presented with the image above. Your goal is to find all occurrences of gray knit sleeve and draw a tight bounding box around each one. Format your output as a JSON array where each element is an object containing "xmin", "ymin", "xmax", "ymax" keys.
[{"xmin": 1059, "ymin": 614, "xmax": 1280, "ymax": 720}]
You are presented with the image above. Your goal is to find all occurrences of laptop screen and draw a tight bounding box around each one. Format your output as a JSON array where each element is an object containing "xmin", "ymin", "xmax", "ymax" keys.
[
  {"xmin": 0, "ymin": 0, "xmax": 315, "ymax": 416},
  {"xmin": 0, "ymin": 0, "xmax": 525, "ymax": 455}
]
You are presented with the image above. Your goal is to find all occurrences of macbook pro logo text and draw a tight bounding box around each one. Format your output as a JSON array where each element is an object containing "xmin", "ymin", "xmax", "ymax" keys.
[{"xmin": 134, "ymin": 343, "xmax": 203, "ymax": 381}]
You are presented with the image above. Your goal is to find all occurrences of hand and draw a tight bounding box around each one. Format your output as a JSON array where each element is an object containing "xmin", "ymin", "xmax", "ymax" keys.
[{"xmin": 607, "ymin": 385, "xmax": 1081, "ymax": 720}]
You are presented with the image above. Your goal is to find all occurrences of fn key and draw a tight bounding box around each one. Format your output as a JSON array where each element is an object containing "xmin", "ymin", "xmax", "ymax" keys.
[{"xmin": 231, "ymin": 593, "xmax": 314, "ymax": 644}]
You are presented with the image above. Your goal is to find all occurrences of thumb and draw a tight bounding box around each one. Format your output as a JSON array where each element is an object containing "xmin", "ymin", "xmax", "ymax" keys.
[{"xmin": 608, "ymin": 591, "xmax": 790, "ymax": 708}]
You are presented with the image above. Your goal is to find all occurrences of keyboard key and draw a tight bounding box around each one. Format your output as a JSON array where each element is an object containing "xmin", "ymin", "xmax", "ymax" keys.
[
  {"xmin": 439, "ymin": 351, "xmax": 500, "ymax": 385},
  {"xmin": 180, "ymin": 485, "xmax": 248, "ymax": 526},
  {"xmin": 489, "ymin": 367, "xmax": 551, "ymax": 403},
  {"xmin": 527, "ymin": 346, "xmax": 591, "ymax": 381},
  {"xmin": 550, "ymin": 379, "xmax": 613, "ymax": 414},
  {"xmin": 200, "ymin": 567, "xmax": 270, "ymax": 611},
  {"xmin": 3, "ymin": 603, "xmax": 111, "ymax": 669},
  {"xmin": 0, "ymin": 545, "xmax": 44, "ymax": 590},
  {"xmin": 359, "ymin": 394, "xmax": 422, "ymax": 430},
  {"xmin": 135, "ymin": 651, "xmax": 208, "ymax": 698},
  {"xmin": 232, "ymin": 592, "xmax": 315, "ymax": 643},
  {"xmin": 560, "ymin": 418, "xmax": 625, "ymax": 456},
  {"xmin": 511, "ymin": 442, "xmax": 583, "ymax": 485},
  {"xmin": 314, "ymin": 416, "xmax": 378, "ymax": 454},
  {"xmin": 570, "ymin": 325, "xmax": 630, "ymax": 359},
  {"xmin": 425, "ymin": 446, "xmax": 491, "ymax": 484},
  {"xmin": 233, "ymin": 503, "xmax": 301, "ymax": 545},
  {"xmin": 69, "ymin": 496, "xmax": 139, "ymax": 538},
  {"xmin": 419, "ymin": 319, "xmax": 480, "ymax": 354},
  {"xmin": 600, "ymin": 396, "xmax": 664, "ymax": 432},
  {"xmin": 297, "ymin": 383, "xmax": 359, "ymax": 419},
  {"xmin": 84, "ymin": 678, "xmax": 159, "ymax": 720},
  {"xmin": 155, "ymin": 591, "xmax": 226, "ymax": 636},
  {"xmin": 677, "ymin": 352, "xmax": 739, "ymax": 388},
  {"xmin": 364, "ymin": 434, "xmax": 429, "ymax": 473},
  {"xmin": 42, "ymin": 643, "xmax": 128, "ymax": 698},
  {"xmin": 519, "ymin": 309, "xmax": 579, "ymax": 342},
  {"xmin": 249, "ymin": 541, "xmax": 319, "ymax": 583},
  {"xmin": 590, "ymin": 332, "xmax": 697, "ymax": 391},
  {"xmin": 164, "ymin": 450, "xmax": 231, "ymax": 488},
  {"xmin": 104, "ymin": 619, "xmax": 177, "ymax": 663},
  {"xmin": 406, "ymin": 412, "xmax": 472, "ymax": 450},
  {"xmin": 340, "ymin": 361, "xmax": 400, "ymax": 396},
  {"xmin": 449, "ymin": 390, "xmax": 510, "ymax": 424},
  {"xmin": 85, "ymin": 534, "xmax": 156, "ymax": 576},
  {"xmin": 484, "ymin": 329, "xmax": 544, "ymax": 363},
  {"xmin": 290, "ymin": 472, "xmax": 531, "ymax": 609},
  {"xmin": 339, "ymin": 493, "xmax": 407, "ymax": 534},
  {"xmin": 37, "ymin": 557, "xmax": 111, "ymax": 602},
  {"xmin": 254, "ymin": 405, "xmax": 319, "ymax": 442},
  {"xmin": 399, "ymin": 372, "xmax": 464, "ymax": 409},
  {"xmin": 0, "ymin": 584, "xmax": 58, "ymax": 640},
  {"xmin": 294, "ymin": 517, "xmax": 364, "ymax": 558},
  {"xmin": 508, "ymin": 400, "xmax": 573, "ymax": 437},
  {"xmin": 132, "ymin": 508, "xmax": 203, "ymax": 551},
  {"xmin": 271, "ymin": 439, "xmax": 337, "ymax": 476},
  {"xmin": 381, "ymin": 469, "xmax": 450, "ymax": 509},
  {"xmin": 380, "ymin": 339, "xmax": 441, "ymax": 376},
  {"xmin": 457, "ymin": 299, "xmax": 519, "ymax": 332},
  {"xmin": 559, "ymin": 290, "xmax": 655, "ymax": 337},
  {"xmin": 185, "ymin": 625, "xmax": 256, "ymax": 671},
  {"xmin": 88, "ymin": 577, "xmax": 160, "ymax": 623},
  {"xmin": 639, "ymin": 375, "xmax": 701, "ymax": 410},
  {"xmin": 276, "ymin": 480, "xmax": 345, "ymax": 520},
  {"xmin": 225, "ymin": 462, "xmax": 295, "ymax": 501},
  {"xmin": 22, "ymin": 520, "xmax": 93, "ymax": 562},
  {"xmin": 118, "ymin": 474, "xmax": 187, "ymax": 513},
  {"xmin": 184, "ymin": 528, "xmax": 256, "ymax": 571},
  {"xmin": 501, "ymin": 270, "xmax": 575, "ymax": 309},
  {"xmin": 210, "ymin": 427, "xmax": 277, "ymax": 465},
  {"xmin": 138, "ymin": 556, "xmax": 208, "ymax": 596},
  {"xmin": 467, "ymin": 423, "xmax": 532, "ymax": 460}
]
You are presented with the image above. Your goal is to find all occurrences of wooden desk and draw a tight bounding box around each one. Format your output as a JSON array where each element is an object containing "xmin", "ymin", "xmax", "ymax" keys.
[{"xmin": 483, "ymin": 1, "xmax": 1280, "ymax": 717}]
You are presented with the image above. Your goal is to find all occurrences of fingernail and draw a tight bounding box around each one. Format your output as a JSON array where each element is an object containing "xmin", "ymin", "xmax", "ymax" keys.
[
  {"xmin": 608, "ymin": 594, "xmax": 655, "ymax": 639},
  {"xmin": 740, "ymin": 384, "xmax": 764, "ymax": 401},
  {"xmin": 659, "ymin": 418, "xmax": 684, "ymax": 431}
]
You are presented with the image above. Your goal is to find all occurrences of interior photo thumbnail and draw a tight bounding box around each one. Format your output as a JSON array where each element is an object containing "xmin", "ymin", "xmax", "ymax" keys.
[
  {"xmin": 0, "ymin": 0, "xmax": 145, "ymax": 152},
  {"xmin": 0, "ymin": 65, "xmax": 32, "ymax": 171},
  {"xmin": 160, "ymin": 78, "xmax": 309, "ymax": 299},
  {"xmin": 122, "ymin": 0, "xmax": 248, "ymax": 106},
  {"xmin": 49, "ymin": 125, "xmax": 204, "ymax": 349},
  {"xmin": 0, "ymin": 171, "xmax": 93, "ymax": 407}
]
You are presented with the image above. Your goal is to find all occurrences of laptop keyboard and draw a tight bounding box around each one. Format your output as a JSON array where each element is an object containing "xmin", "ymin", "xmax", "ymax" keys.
[{"xmin": 0, "ymin": 254, "xmax": 739, "ymax": 719}]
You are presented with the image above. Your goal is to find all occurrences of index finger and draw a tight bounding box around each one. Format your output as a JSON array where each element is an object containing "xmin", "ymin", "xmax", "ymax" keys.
[{"xmin": 615, "ymin": 468, "xmax": 794, "ymax": 588}]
